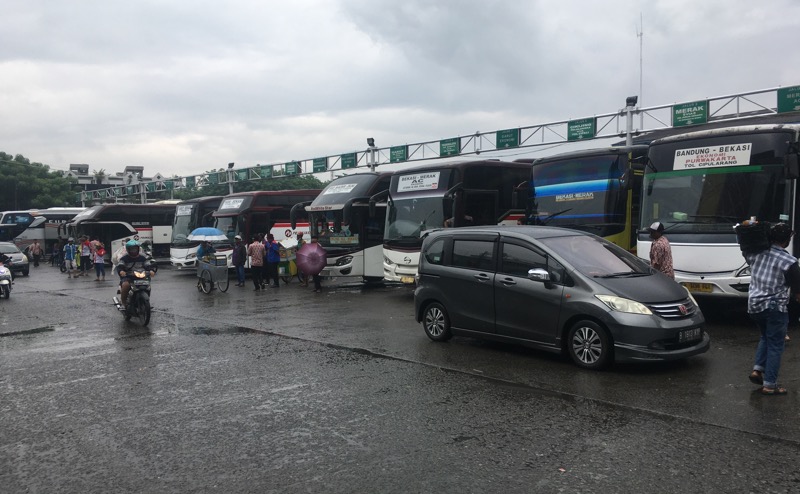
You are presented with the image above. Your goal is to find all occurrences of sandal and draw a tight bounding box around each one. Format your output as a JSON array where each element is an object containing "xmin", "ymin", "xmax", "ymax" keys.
[
  {"xmin": 761, "ymin": 386, "xmax": 788, "ymax": 396},
  {"xmin": 749, "ymin": 371, "xmax": 763, "ymax": 385}
]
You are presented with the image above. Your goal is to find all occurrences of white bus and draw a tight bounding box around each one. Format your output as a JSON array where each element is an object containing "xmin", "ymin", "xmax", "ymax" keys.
[
  {"xmin": 383, "ymin": 160, "xmax": 531, "ymax": 284},
  {"xmin": 170, "ymin": 196, "xmax": 224, "ymax": 268},
  {"xmin": 637, "ymin": 124, "xmax": 800, "ymax": 298},
  {"xmin": 65, "ymin": 204, "xmax": 176, "ymax": 263},
  {"xmin": 292, "ymin": 172, "xmax": 391, "ymax": 282},
  {"xmin": 0, "ymin": 208, "xmax": 85, "ymax": 253}
]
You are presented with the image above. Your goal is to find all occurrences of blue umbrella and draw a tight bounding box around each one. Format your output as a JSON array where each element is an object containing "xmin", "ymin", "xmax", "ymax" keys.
[{"xmin": 187, "ymin": 227, "xmax": 228, "ymax": 242}]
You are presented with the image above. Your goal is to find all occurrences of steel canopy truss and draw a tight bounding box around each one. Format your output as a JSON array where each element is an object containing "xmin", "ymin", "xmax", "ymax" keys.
[{"xmin": 83, "ymin": 85, "xmax": 799, "ymax": 203}]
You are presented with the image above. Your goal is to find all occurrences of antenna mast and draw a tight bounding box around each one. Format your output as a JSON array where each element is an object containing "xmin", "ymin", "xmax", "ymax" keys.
[{"xmin": 637, "ymin": 13, "xmax": 643, "ymax": 128}]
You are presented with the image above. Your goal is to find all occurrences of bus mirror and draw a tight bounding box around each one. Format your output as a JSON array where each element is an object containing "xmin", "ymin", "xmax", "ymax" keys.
[
  {"xmin": 785, "ymin": 153, "xmax": 800, "ymax": 179},
  {"xmin": 619, "ymin": 169, "xmax": 631, "ymax": 190}
]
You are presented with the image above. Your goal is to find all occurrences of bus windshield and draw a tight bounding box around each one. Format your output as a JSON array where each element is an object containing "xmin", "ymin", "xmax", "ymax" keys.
[
  {"xmin": 385, "ymin": 196, "xmax": 444, "ymax": 245},
  {"xmin": 642, "ymin": 132, "xmax": 790, "ymax": 234},
  {"xmin": 171, "ymin": 204, "xmax": 197, "ymax": 246},
  {"xmin": 532, "ymin": 154, "xmax": 626, "ymax": 237}
]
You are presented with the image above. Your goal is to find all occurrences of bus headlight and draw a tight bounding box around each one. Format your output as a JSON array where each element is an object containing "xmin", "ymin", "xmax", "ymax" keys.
[
  {"xmin": 384, "ymin": 256, "xmax": 395, "ymax": 266},
  {"xmin": 595, "ymin": 295, "xmax": 653, "ymax": 315},
  {"xmin": 335, "ymin": 256, "xmax": 353, "ymax": 267}
]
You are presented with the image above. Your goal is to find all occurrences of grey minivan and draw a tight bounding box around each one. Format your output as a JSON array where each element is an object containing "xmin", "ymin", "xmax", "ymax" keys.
[{"xmin": 414, "ymin": 226, "xmax": 709, "ymax": 369}]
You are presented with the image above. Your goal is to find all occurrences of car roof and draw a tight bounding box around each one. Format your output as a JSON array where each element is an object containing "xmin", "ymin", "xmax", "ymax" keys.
[
  {"xmin": 0, "ymin": 242, "xmax": 21, "ymax": 251},
  {"xmin": 425, "ymin": 225, "xmax": 592, "ymax": 241}
]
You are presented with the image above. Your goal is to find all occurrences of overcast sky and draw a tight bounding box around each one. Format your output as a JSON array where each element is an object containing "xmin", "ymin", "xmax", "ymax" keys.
[{"xmin": 2, "ymin": 0, "xmax": 798, "ymax": 178}]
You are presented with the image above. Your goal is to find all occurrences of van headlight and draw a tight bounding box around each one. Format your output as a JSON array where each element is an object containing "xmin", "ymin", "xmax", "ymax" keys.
[
  {"xmin": 684, "ymin": 287, "xmax": 699, "ymax": 308},
  {"xmin": 734, "ymin": 265, "xmax": 751, "ymax": 277},
  {"xmin": 595, "ymin": 295, "xmax": 653, "ymax": 315}
]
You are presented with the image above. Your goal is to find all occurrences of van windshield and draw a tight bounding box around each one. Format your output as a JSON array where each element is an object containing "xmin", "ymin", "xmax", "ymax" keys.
[{"xmin": 541, "ymin": 235, "xmax": 650, "ymax": 277}]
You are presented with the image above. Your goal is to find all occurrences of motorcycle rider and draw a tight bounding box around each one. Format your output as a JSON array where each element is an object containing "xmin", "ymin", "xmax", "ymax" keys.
[
  {"xmin": 0, "ymin": 251, "xmax": 13, "ymax": 282},
  {"xmin": 115, "ymin": 240, "xmax": 156, "ymax": 308}
]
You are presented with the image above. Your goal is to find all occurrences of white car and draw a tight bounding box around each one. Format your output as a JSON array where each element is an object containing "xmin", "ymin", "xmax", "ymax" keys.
[{"xmin": 0, "ymin": 242, "xmax": 30, "ymax": 276}]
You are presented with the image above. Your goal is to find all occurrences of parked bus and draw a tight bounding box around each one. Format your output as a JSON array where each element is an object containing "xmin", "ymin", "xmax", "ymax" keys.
[
  {"xmin": 291, "ymin": 172, "xmax": 391, "ymax": 282},
  {"xmin": 170, "ymin": 196, "xmax": 224, "ymax": 268},
  {"xmin": 383, "ymin": 160, "xmax": 531, "ymax": 284},
  {"xmin": 212, "ymin": 189, "xmax": 322, "ymax": 249},
  {"xmin": 637, "ymin": 124, "xmax": 800, "ymax": 298},
  {"xmin": 64, "ymin": 203, "xmax": 176, "ymax": 263},
  {"xmin": 0, "ymin": 208, "xmax": 85, "ymax": 252},
  {"xmin": 516, "ymin": 145, "xmax": 647, "ymax": 252}
]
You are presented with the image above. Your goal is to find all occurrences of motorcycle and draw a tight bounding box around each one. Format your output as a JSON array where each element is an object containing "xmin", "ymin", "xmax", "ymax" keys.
[
  {"xmin": 113, "ymin": 267, "xmax": 154, "ymax": 325},
  {"xmin": 0, "ymin": 262, "xmax": 12, "ymax": 299}
]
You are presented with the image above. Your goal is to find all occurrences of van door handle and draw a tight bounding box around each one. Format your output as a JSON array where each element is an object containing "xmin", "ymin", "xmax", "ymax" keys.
[
  {"xmin": 500, "ymin": 278, "xmax": 516, "ymax": 286},
  {"xmin": 473, "ymin": 273, "xmax": 490, "ymax": 282}
]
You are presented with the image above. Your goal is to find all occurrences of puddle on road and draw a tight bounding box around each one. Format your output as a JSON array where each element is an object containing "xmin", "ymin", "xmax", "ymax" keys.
[{"xmin": 0, "ymin": 326, "xmax": 57, "ymax": 337}]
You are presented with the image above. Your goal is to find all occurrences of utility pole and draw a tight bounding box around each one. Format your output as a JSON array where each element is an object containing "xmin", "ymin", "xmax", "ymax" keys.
[{"xmin": 637, "ymin": 13, "xmax": 644, "ymax": 129}]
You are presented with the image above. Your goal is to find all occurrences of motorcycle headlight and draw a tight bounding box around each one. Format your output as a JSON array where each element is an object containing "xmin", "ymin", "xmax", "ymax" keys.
[
  {"xmin": 595, "ymin": 295, "xmax": 653, "ymax": 315},
  {"xmin": 134, "ymin": 271, "xmax": 146, "ymax": 278}
]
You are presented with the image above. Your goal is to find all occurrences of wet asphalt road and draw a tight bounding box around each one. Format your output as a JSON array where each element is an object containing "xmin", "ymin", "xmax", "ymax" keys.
[{"xmin": 2, "ymin": 265, "xmax": 800, "ymax": 493}]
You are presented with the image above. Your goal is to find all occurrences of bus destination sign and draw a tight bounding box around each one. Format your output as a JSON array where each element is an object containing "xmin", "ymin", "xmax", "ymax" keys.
[
  {"xmin": 397, "ymin": 172, "xmax": 441, "ymax": 192},
  {"xmin": 673, "ymin": 143, "xmax": 752, "ymax": 170}
]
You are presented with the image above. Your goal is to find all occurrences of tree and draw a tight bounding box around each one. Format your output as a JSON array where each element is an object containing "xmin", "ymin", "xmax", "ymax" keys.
[
  {"xmin": 92, "ymin": 168, "xmax": 107, "ymax": 185},
  {"xmin": 0, "ymin": 152, "xmax": 76, "ymax": 210}
]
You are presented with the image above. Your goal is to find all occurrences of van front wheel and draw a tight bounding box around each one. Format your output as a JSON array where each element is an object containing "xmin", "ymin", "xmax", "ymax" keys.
[
  {"xmin": 567, "ymin": 320, "xmax": 612, "ymax": 370},
  {"xmin": 422, "ymin": 302, "xmax": 452, "ymax": 342}
]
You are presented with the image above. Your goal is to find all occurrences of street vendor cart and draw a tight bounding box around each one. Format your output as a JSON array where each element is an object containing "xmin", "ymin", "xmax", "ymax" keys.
[{"xmin": 197, "ymin": 253, "xmax": 230, "ymax": 294}]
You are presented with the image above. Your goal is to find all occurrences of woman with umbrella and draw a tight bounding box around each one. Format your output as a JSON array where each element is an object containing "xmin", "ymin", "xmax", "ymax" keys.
[{"xmin": 296, "ymin": 235, "xmax": 326, "ymax": 292}]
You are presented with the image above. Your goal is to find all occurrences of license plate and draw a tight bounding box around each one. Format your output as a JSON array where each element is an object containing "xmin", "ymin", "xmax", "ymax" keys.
[
  {"xmin": 133, "ymin": 280, "xmax": 150, "ymax": 286},
  {"xmin": 682, "ymin": 282, "xmax": 713, "ymax": 293},
  {"xmin": 678, "ymin": 328, "xmax": 702, "ymax": 343},
  {"xmin": 400, "ymin": 276, "xmax": 415, "ymax": 284}
]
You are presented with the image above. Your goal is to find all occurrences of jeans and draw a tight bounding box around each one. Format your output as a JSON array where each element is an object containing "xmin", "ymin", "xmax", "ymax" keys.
[
  {"xmin": 95, "ymin": 262, "xmax": 105, "ymax": 279},
  {"xmin": 235, "ymin": 265, "xmax": 245, "ymax": 284},
  {"xmin": 751, "ymin": 309, "xmax": 788, "ymax": 388}
]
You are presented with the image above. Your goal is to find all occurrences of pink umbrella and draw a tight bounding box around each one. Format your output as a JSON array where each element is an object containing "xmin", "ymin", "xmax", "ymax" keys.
[{"xmin": 296, "ymin": 242, "xmax": 327, "ymax": 276}]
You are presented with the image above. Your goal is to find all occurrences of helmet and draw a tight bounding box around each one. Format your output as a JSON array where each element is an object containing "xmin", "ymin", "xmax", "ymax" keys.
[
  {"xmin": 68, "ymin": 237, "xmax": 74, "ymax": 242},
  {"xmin": 125, "ymin": 239, "xmax": 140, "ymax": 255}
]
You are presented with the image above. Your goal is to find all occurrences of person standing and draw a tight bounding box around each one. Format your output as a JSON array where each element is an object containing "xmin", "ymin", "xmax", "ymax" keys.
[
  {"xmin": 296, "ymin": 232, "xmax": 308, "ymax": 286},
  {"xmin": 746, "ymin": 223, "xmax": 800, "ymax": 395},
  {"xmin": 310, "ymin": 235, "xmax": 323, "ymax": 293},
  {"xmin": 247, "ymin": 235, "xmax": 266, "ymax": 290},
  {"xmin": 265, "ymin": 233, "xmax": 281, "ymax": 288},
  {"xmin": 28, "ymin": 240, "xmax": 43, "ymax": 267},
  {"xmin": 93, "ymin": 241, "xmax": 106, "ymax": 281},
  {"xmin": 63, "ymin": 237, "xmax": 78, "ymax": 278},
  {"xmin": 648, "ymin": 221, "xmax": 674, "ymax": 279},
  {"xmin": 78, "ymin": 236, "xmax": 93, "ymax": 277},
  {"xmin": 232, "ymin": 235, "xmax": 247, "ymax": 287}
]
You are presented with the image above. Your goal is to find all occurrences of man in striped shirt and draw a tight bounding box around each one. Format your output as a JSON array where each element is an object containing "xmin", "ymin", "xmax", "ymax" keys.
[{"xmin": 746, "ymin": 223, "xmax": 800, "ymax": 395}]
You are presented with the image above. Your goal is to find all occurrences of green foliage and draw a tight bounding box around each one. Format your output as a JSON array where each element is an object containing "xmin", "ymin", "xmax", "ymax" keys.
[{"xmin": 0, "ymin": 152, "xmax": 76, "ymax": 210}]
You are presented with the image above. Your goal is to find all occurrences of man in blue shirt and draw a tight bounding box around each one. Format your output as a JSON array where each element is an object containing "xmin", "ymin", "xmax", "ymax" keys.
[
  {"xmin": 265, "ymin": 234, "xmax": 281, "ymax": 288},
  {"xmin": 746, "ymin": 223, "xmax": 800, "ymax": 395},
  {"xmin": 63, "ymin": 237, "xmax": 78, "ymax": 278}
]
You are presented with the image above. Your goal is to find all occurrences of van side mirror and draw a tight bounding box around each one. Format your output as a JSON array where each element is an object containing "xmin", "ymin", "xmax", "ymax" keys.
[
  {"xmin": 619, "ymin": 169, "xmax": 631, "ymax": 190},
  {"xmin": 785, "ymin": 153, "xmax": 800, "ymax": 179},
  {"xmin": 527, "ymin": 268, "xmax": 550, "ymax": 282}
]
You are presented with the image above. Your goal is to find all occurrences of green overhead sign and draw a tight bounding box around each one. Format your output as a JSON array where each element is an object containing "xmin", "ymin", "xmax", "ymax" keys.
[
  {"xmin": 185, "ymin": 176, "xmax": 196, "ymax": 189},
  {"xmin": 342, "ymin": 153, "xmax": 357, "ymax": 169},
  {"xmin": 236, "ymin": 169, "xmax": 248, "ymax": 181},
  {"xmin": 390, "ymin": 145, "xmax": 408, "ymax": 163},
  {"xmin": 567, "ymin": 118, "xmax": 596, "ymax": 141},
  {"xmin": 778, "ymin": 85, "xmax": 800, "ymax": 113},
  {"xmin": 496, "ymin": 129, "xmax": 519, "ymax": 148},
  {"xmin": 673, "ymin": 100, "xmax": 708, "ymax": 127},
  {"xmin": 285, "ymin": 162, "xmax": 299, "ymax": 175},
  {"xmin": 313, "ymin": 158, "xmax": 327, "ymax": 173},
  {"xmin": 260, "ymin": 165, "xmax": 272, "ymax": 179},
  {"xmin": 440, "ymin": 138, "xmax": 460, "ymax": 156}
]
